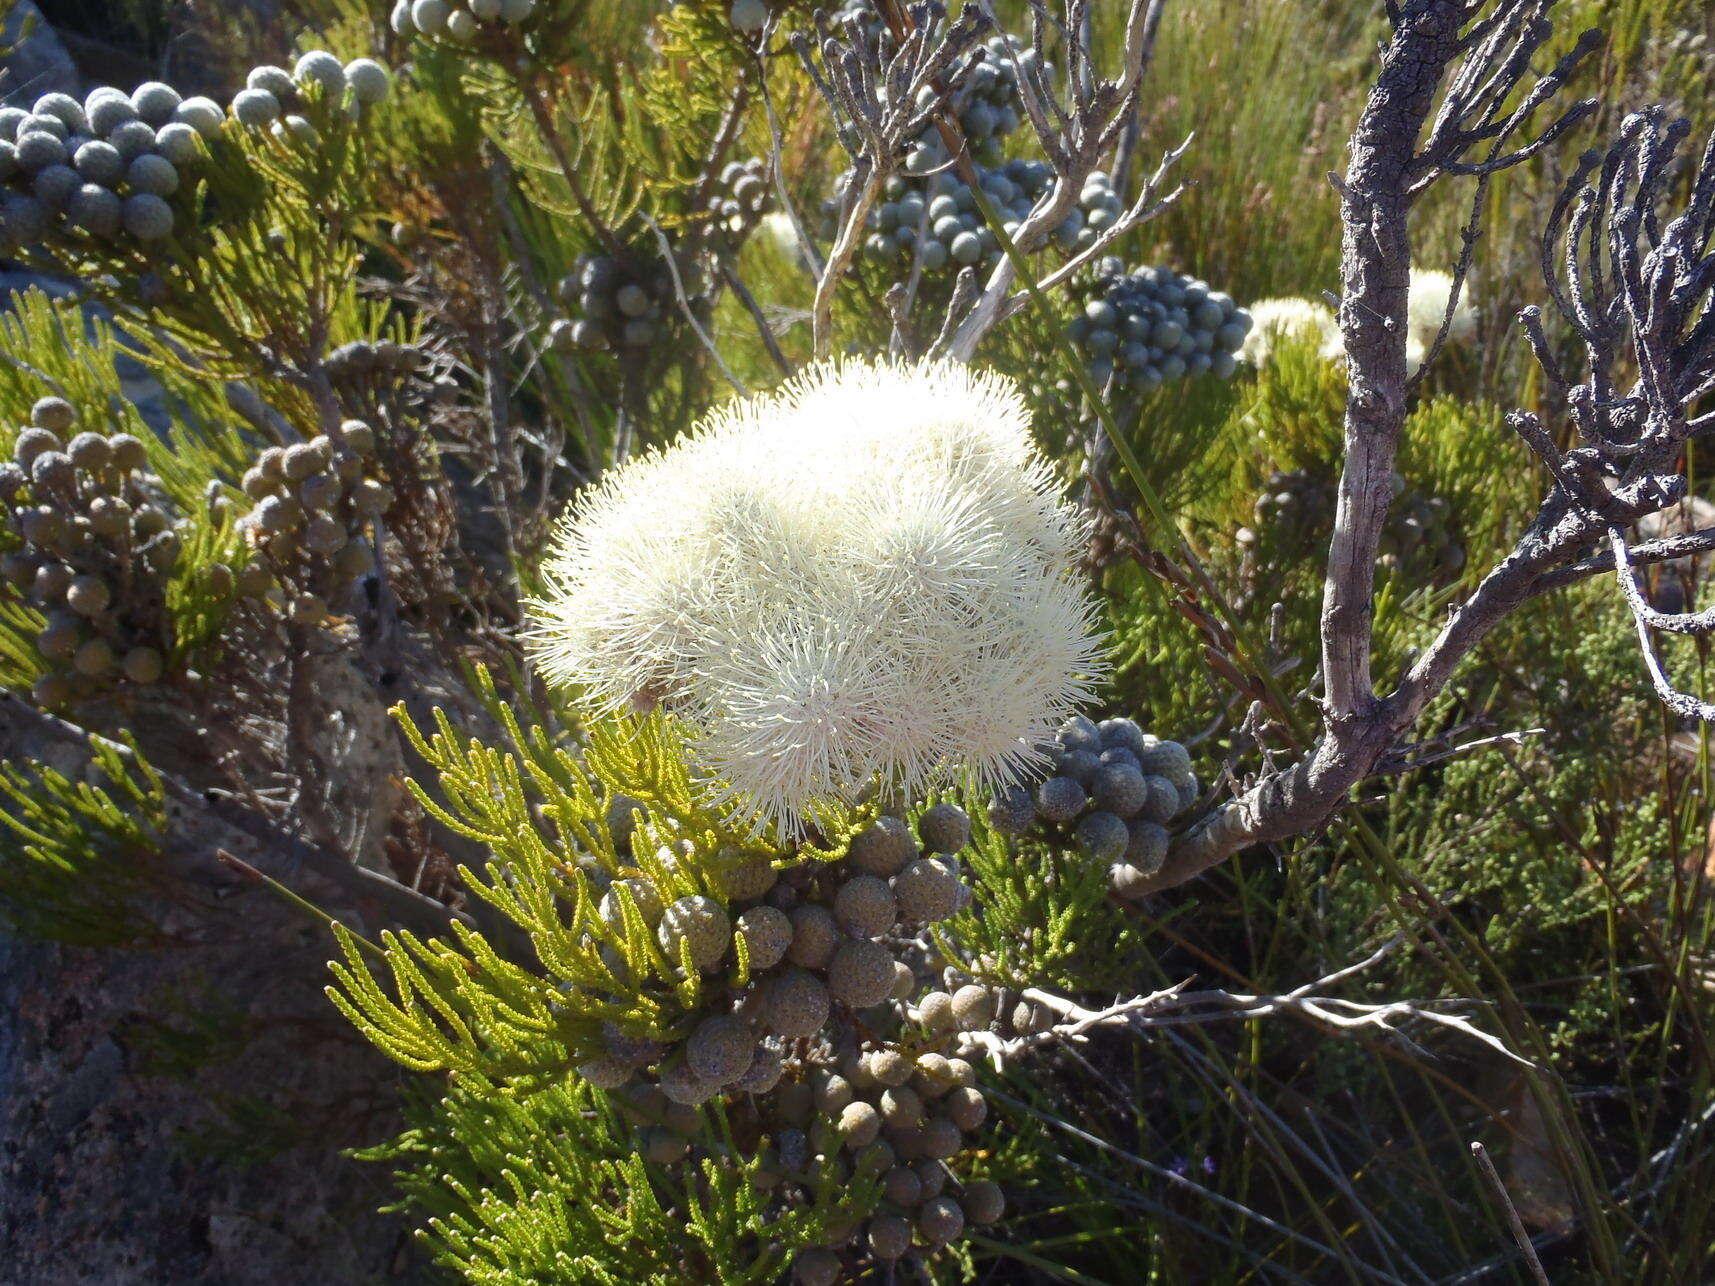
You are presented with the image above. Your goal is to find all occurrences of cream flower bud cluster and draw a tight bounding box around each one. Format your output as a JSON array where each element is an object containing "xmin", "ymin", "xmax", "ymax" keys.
[{"xmin": 529, "ymin": 358, "xmax": 1107, "ymax": 833}]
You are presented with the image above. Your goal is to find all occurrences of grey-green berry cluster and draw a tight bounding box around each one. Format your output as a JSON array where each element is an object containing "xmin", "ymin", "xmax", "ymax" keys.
[
  {"xmin": 0, "ymin": 83, "xmax": 223, "ymax": 253},
  {"xmin": 571, "ymin": 802, "xmax": 998, "ymax": 1281},
  {"xmin": 230, "ymin": 52, "xmax": 391, "ymax": 142},
  {"xmin": 390, "ymin": 0, "xmax": 537, "ymax": 45},
  {"xmin": 840, "ymin": 162, "xmax": 1120, "ymax": 284},
  {"xmin": 322, "ymin": 339, "xmax": 426, "ymax": 391},
  {"xmin": 235, "ymin": 421, "xmax": 390, "ymax": 625},
  {"xmin": 988, "ymin": 714, "xmax": 1197, "ymax": 899},
  {"xmin": 1238, "ymin": 469, "xmax": 1464, "ymax": 581},
  {"xmin": 1068, "ymin": 256, "xmax": 1253, "ymax": 391},
  {"xmin": 1, "ymin": 398, "xmax": 261, "ymax": 706},
  {"xmin": 705, "ymin": 157, "xmax": 772, "ymax": 254},
  {"xmin": 835, "ymin": 3, "xmax": 1040, "ymax": 170},
  {"xmin": 548, "ymin": 251, "xmax": 712, "ymax": 354}
]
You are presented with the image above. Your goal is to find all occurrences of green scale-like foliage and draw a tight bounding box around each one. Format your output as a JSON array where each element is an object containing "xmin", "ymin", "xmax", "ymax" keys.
[{"xmin": 328, "ymin": 668, "xmax": 868, "ymax": 1090}]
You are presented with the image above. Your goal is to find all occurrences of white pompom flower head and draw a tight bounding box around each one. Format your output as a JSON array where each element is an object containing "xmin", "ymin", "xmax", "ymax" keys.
[{"xmin": 526, "ymin": 357, "xmax": 1108, "ymax": 835}]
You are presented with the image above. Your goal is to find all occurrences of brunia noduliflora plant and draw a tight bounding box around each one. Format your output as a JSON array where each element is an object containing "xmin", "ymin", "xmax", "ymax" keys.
[{"xmin": 332, "ymin": 359, "xmax": 1108, "ymax": 1283}]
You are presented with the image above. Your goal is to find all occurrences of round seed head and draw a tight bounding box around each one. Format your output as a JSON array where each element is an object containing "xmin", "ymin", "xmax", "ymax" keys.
[
  {"xmin": 32, "ymin": 562, "xmax": 73, "ymax": 602},
  {"xmin": 1122, "ymin": 819, "xmax": 1169, "ymax": 876},
  {"xmin": 715, "ymin": 850, "xmax": 777, "ymax": 900},
  {"xmin": 889, "ymin": 958, "xmax": 916, "ymax": 1000},
  {"xmin": 962, "ymin": 1179, "xmax": 1005, "ymax": 1225},
  {"xmin": 865, "ymin": 1047, "xmax": 913, "ymax": 1087},
  {"xmin": 576, "ymin": 1054, "xmax": 630, "ymax": 1089},
  {"xmin": 837, "ymin": 1100, "xmax": 881, "ymax": 1150},
  {"xmin": 736, "ymin": 904, "xmax": 791, "ymax": 970},
  {"xmin": 294, "ymin": 51, "xmax": 348, "ymax": 95},
  {"xmin": 32, "ymin": 672, "xmax": 74, "ymax": 707},
  {"xmin": 28, "ymin": 396, "xmax": 76, "ymax": 434},
  {"xmin": 36, "ymin": 616, "xmax": 80, "ymax": 661},
  {"xmin": 1011, "ymin": 999, "xmax": 1053, "ymax": 1036},
  {"xmin": 15, "ymin": 426, "xmax": 62, "ymax": 466},
  {"xmin": 882, "ymin": 1164, "xmax": 922, "ymax": 1206},
  {"xmin": 639, "ymin": 1124, "xmax": 690, "ymax": 1164},
  {"xmin": 305, "ymin": 514, "xmax": 347, "ymax": 555},
  {"xmin": 892, "ymin": 856, "xmax": 962, "ymax": 924},
  {"xmin": 1138, "ymin": 775, "xmax": 1179, "ymax": 824},
  {"xmin": 445, "ymin": 8, "xmax": 478, "ymax": 40},
  {"xmin": 282, "ymin": 440, "xmax": 329, "ymax": 481},
  {"xmin": 730, "ymin": 0, "xmax": 768, "ymax": 34},
  {"xmin": 658, "ymin": 1060, "xmax": 718, "ymax": 1106},
  {"xmin": 108, "ymin": 434, "xmax": 146, "ymax": 472},
  {"xmin": 411, "ymin": 0, "xmax": 451, "ymax": 34},
  {"xmin": 65, "ymin": 575, "xmax": 110, "ymax": 617},
  {"xmin": 72, "ymin": 139, "xmax": 123, "ymax": 185},
  {"xmin": 345, "ymin": 59, "xmax": 391, "ymax": 105},
  {"xmin": 72, "ymin": 636, "xmax": 114, "ymax": 677},
  {"xmin": 65, "ymin": 432, "xmax": 110, "ymax": 472},
  {"xmin": 987, "ymin": 785, "xmax": 1034, "ymax": 834},
  {"xmin": 848, "ymin": 815, "xmax": 916, "ymax": 876},
  {"xmin": 951, "ymin": 984, "xmax": 996, "ymax": 1032},
  {"xmin": 33, "ymin": 163, "xmax": 80, "ymax": 210},
  {"xmin": 31, "ymin": 450, "xmax": 73, "ymax": 490},
  {"xmin": 120, "ymin": 193, "xmax": 173, "ymax": 239},
  {"xmin": 1090, "ymin": 764, "xmax": 1149, "ymax": 818},
  {"xmin": 763, "ymin": 968, "xmax": 830, "ymax": 1038},
  {"xmin": 14, "ymin": 131, "xmax": 65, "ymax": 174},
  {"xmin": 298, "ymin": 471, "xmax": 342, "ymax": 510},
  {"xmin": 33, "ymin": 93, "xmax": 86, "ymax": 131},
  {"xmin": 921, "ymin": 1115, "xmax": 964, "ymax": 1160},
  {"xmin": 339, "ymin": 419, "xmax": 377, "ymax": 454},
  {"xmin": 352, "ymin": 479, "xmax": 392, "ymax": 516},
  {"xmin": 657, "ymin": 895, "xmax": 730, "ymax": 972},
  {"xmin": 918, "ymin": 802, "xmax": 971, "ymax": 853},
  {"xmin": 919, "ymin": 994, "xmax": 960, "ymax": 1035},
  {"xmin": 1137, "ymin": 738, "xmax": 1192, "ymax": 779},
  {"xmin": 827, "ymin": 938, "xmax": 896, "ymax": 1009},
  {"xmin": 793, "ymin": 1250, "xmax": 841, "ymax": 1286},
  {"xmin": 686, "ymin": 1014, "xmax": 755, "ymax": 1085},
  {"xmin": 126, "ymin": 153, "xmax": 178, "ymax": 196},
  {"xmin": 905, "ymin": 1149, "xmax": 951, "ymax": 1193},
  {"xmin": 785, "ymin": 903, "xmax": 837, "ymax": 969},
  {"xmin": 173, "ymin": 97, "xmax": 225, "ymax": 138},
  {"xmin": 130, "ymin": 82, "xmax": 182, "ymax": 126},
  {"xmin": 812, "ymin": 1071, "xmax": 853, "ymax": 1115},
  {"xmin": 499, "ymin": 0, "xmax": 535, "ymax": 20},
  {"xmin": 1075, "ymin": 809, "xmax": 1128, "ymax": 861},
  {"xmin": 231, "ymin": 89, "xmax": 280, "ymax": 128},
  {"xmin": 833, "ymin": 873, "xmax": 896, "ymax": 937},
  {"xmin": 1036, "ymin": 775, "xmax": 1087, "ymax": 822},
  {"xmin": 880, "ymin": 1085, "xmax": 924, "ymax": 1130},
  {"xmin": 734, "ymin": 1041, "xmax": 785, "ymax": 1094},
  {"xmin": 2, "ymin": 192, "xmax": 50, "ymax": 240},
  {"xmin": 944, "ymin": 1085, "xmax": 987, "ymax": 1131},
  {"xmin": 918, "ymin": 1194, "xmax": 965, "ymax": 1243},
  {"xmin": 868, "ymin": 1215, "xmax": 911, "ymax": 1260}
]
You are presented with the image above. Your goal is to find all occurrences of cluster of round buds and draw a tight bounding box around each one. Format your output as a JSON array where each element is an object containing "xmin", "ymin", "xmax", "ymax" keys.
[
  {"xmin": 1238, "ymin": 469, "xmax": 1464, "ymax": 581},
  {"xmin": 833, "ymin": 3, "xmax": 1038, "ymax": 170},
  {"xmin": 0, "ymin": 82, "xmax": 225, "ymax": 251},
  {"xmin": 1067, "ymin": 258, "xmax": 1252, "ymax": 392},
  {"xmin": 322, "ymin": 339, "xmax": 425, "ymax": 391},
  {"xmin": 0, "ymin": 398, "xmax": 243, "ymax": 706},
  {"xmin": 235, "ymin": 422, "xmax": 390, "ymax": 626},
  {"xmin": 1381, "ymin": 486, "xmax": 1465, "ymax": 579},
  {"xmin": 989, "ymin": 715, "xmax": 1197, "ymax": 901},
  {"xmin": 572, "ymin": 804, "xmax": 996, "ymax": 1280},
  {"xmin": 547, "ymin": 251, "xmax": 712, "ymax": 355},
  {"xmin": 390, "ymin": 0, "xmax": 537, "ymax": 45},
  {"xmin": 842, "ymin": 162, "xmax": 1118, "ymax": 283},
  {"xmin": 703, "ymin": 157, "xmax": 772, "ymax": 255},
  {"xmin": 229, "ymin": 52, "xmax": 391, "ymax": 141}
]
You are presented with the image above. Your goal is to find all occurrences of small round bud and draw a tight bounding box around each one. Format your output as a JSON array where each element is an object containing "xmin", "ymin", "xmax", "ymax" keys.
[
  {"xmin": 294, "ymin": 51, "xmax": 348, "ymax": 95},
  {"xmin": 882, "ymin": 1165, "xmax": 922, "ymax": 1206},
  {"xmin": 867, "ymin": 1215, "xmax": 911, "ymax": 1260},
  {"xmin": 793, "ymin": 1250, "xmax": 841, "ymax": 1286},
  {"xmin": 65, "ymin": 432, "xmax": 111, "ymax": 472},
  {"xmin": 921, "ymin": 1116, "xmax": 964, "ymax": 1161},
  {"xmin": 879, "ymin": 1085, "xmax": 924, "ymax": 1130},
  {"xmin": 837, "ymin": 1100, "xmax": 882, "ymax": 1150},
  {"xmin": 657, "ymin": 1061, "xmax": 717, "ymax": 1107},
  {"xmin": 892, "ymin": 856, "xmax": 963, "ymax": 924},
  {"xmin": 288, "ymin": 592, "xmax": 328, "ymax": 625},
  {"xmin": 715, "ymin": 850, "xmax": 777, "ymax": 900},
  {"xmin": 944, "ymin": 1085, "xmax": 987, "ymax": 1131},
  {"xmin": 65, "ymin": 575, "xmax": 110, "ymax": 617},
  {"xmin": 918, "ymin": 802, "xmax": 971, "ymax": 853},
  {"xmin": 72, "ymin": 636, "xmax": 114, "ymax": 677},
  {"xmin": 827, "ymin": 939, "xmax": 896, "ymax": 1009},
  {"xmin": 848, "ymin": 816, "xmax": 915, "ymax": 876},
  {"xmin": 120, "ymin": 193, "xmax": 173, "ymax": 240},
  {"xmin": 812, "ymin": 1070, "xmax": 853, "ymax": 1116},
  {"xmin": 735, "ymin": 904, "xmax": 791, "ymax": 971},
  {"xmin": 951, "ymin": 984, "xmax": 996, "ymax": 1032},
  {"xmin": 339, "ymin": 419, "xmax": 377, "ymax": 454},
  {"xmin": 108, "ymin": 434, "xmax": 146, "ymax": 471},
  {"xmin": 657, "ymin": 895, "xmax": 730, "ymax": 972},
  {"xmin": 1036, "ymin": 776, "xmax": 1087, "ymax": 822},
  {"xmin": 988, "ymin": 785, "xmax": 1034, "ymax": 834},
  {"xmin": 1075, "ymin": 809, "xmax": 1128, "ymax": 861},
  {"xmin": 785, "ymin": 903, "xmax": 837, "ymax": 969},
  {"xmin": 28, "ymin": 397, "xmax": 74, "ymax": 433},
  {"xmin": 918, "ymin": 1195, "xmax": 965, "ymax": 1244},
  {"xmin": 832, "ymin": 873, "xmax": 896, "ymax": 938},
  {"xmin": 1123, "ymin": 820, "xmax": 1169, "ymax": 875},
  {"xmin": 685, "ymin": 1014, "xmax": 755, "ymax": 1085},
  {"xmin": 763, "ymin": 969, "xmax": 829, "ymax": 1039},
  {"xmin": 865, "ymin": 1048, "xmax": 912, "ymax": 1087},
  {"xmin": 575, "ymin": 1055, "xmax": 630, "ymax": 1090},
  {"xmin": 639, "ymin": 1125, "xmax": 689, "ymax": 1164},
  {"xmin": 962, "ymin": 1179, "xmax": 1005, "ymax": 1225},
  {"xmin": 345, "ymin": 59, "xmax": 391, "ymax": 106}
]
